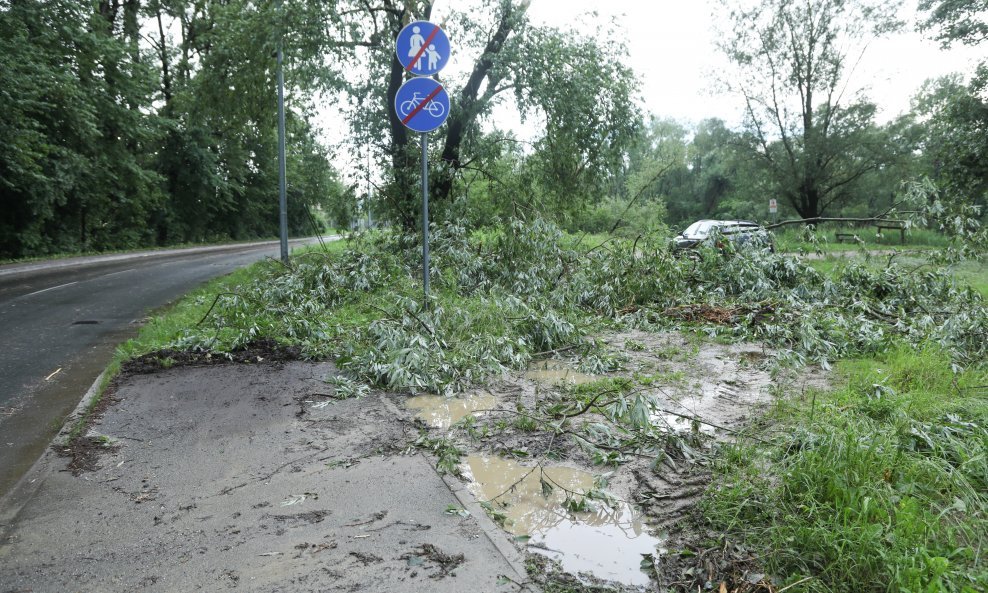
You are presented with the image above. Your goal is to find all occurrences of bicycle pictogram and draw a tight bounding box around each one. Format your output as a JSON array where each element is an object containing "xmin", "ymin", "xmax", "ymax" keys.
[{"xmin": 399, "ymin": 92, "xmax": 446, "ymax": 118}]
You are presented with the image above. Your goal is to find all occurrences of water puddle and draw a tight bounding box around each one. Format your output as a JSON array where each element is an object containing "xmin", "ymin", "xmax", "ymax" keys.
[
  {"xmin": 405, "ymin": 394, "xmax": 497, "ymax": 429},
  {"xmin": 652, "ymin": 412, "xmax": 715, "ymax": 435},
  {"xmin": 651, "ymin": 379, "xmax": 759, "ymax": 435},
  {"xmin": 462, "ymin": 455, "xmax": 664, "ymax": 587},
  {"xmin": 524, "ymin": 360, "xmax": 599, "ymax": 386}
]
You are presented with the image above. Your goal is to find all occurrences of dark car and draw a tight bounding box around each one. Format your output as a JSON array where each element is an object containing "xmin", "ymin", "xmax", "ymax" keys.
[{"xmin": 673, "ymin": 220, "xmax": 774, "ymax": 252}]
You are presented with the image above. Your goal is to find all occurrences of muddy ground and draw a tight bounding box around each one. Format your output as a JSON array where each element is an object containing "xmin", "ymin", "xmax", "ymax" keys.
[
  {"xmin": 0, "ymin": 330, "xmax": 826, "ymax": 592},
  {"xmin": 404, "ymin": 329, "xmax": 828, "ymax": 591}
]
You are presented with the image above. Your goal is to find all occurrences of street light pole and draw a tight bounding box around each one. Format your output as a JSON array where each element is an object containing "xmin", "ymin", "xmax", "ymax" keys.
[{"xmin": 276, "ymin": 0, "xmax": 289, "ymax": 263}]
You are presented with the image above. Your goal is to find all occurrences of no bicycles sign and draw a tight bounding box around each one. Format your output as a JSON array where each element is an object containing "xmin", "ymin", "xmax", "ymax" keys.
[{"xmin": 394, "ymin": 77, "xmax": 450, "ymax": 133}]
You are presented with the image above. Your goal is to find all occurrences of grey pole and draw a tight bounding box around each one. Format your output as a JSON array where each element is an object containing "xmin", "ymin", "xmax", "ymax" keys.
[
  {"xmin": 276, "ymin": 2, "xmax": 289, "ymax": 263},
  {"xmin": 421, "ymin": 133, "xmax": 430, "ymax": 305}
]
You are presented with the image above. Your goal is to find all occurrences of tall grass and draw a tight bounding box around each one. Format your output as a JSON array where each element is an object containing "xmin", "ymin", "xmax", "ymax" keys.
[{"xmin": 703, "ymin": 346, "xmax": 988, "ymax": 592}]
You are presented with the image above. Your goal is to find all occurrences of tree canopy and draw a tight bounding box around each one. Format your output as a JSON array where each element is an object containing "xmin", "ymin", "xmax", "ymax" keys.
[{"xmin": 717, "ymin": 0, "xmax": 904, "ymax": 219}]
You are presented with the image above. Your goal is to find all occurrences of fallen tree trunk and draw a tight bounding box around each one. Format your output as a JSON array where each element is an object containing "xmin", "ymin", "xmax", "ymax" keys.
[{"xmin": 764, "ymin": 216, "xmax": 907, "ymax": 230}]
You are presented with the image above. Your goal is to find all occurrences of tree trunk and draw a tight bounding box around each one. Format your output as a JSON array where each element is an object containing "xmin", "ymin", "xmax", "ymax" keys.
[
  {"xmin": 155, "ymin": 2, "xmax": 173, "ymax": 104},
  {"xmin": 433, "ymin": 0, "xmax": 523, "ymax": 204}
]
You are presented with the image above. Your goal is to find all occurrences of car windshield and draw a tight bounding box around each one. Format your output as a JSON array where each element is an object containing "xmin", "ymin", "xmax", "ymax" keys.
[{"xmin": 683, "ymin": 221, "xmax": 717, "ymax": 238}]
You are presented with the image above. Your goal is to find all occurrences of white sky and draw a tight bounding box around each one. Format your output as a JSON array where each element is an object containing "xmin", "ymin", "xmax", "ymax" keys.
[
  {"xmin": 520, "ymin": 0, "xmax": 983, "ymax": 127},
  {"xmin": 326, "ymin": 0, "xmax": 983, "ymax": 181}
]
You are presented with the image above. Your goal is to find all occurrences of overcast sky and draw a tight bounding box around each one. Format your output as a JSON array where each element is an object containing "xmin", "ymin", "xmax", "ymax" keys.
[{"xmin": 521, "ymin": 0, "xmax": 982, "ymax": 127}]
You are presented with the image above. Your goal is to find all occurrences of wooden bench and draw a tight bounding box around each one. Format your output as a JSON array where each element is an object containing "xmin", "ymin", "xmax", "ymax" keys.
[
  {"xmin": 875, "ymin": 222, "xmax": 905, "ymax": 244},
  {"xmin": 835, "ymin": 232, "xmax": 859, "ymax": 243}
]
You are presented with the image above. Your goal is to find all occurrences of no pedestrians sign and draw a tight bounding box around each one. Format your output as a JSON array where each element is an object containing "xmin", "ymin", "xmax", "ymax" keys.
[{"xmin": 395, "ymin": 20, "xmax": 450, "ymax": 76}]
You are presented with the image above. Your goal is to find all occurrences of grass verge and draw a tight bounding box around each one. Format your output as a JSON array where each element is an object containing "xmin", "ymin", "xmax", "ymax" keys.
[
  {"xmin": 701, "ymin": 345, "xmax": 988, "ymax": 592},
  {"xmin": 59, "ymin": 242, "xmax": 346, "ymax": 440}
]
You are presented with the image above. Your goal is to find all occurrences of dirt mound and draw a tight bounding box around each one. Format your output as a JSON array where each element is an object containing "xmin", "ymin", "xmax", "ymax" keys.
[{"xmin": 122, "ymin": 338, "xmax": 303, "ymax": 373}]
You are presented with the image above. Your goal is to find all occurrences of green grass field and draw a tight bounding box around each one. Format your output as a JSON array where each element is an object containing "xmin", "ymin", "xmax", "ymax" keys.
[{"xmin": 704, "ymin": 345, "xmax": 988, "ymax": 592}]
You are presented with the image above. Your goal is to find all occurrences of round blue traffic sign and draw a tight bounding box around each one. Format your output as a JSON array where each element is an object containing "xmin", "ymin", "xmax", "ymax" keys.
[
  {"xmin": 395, "ymin": 78, "xmax": 450, "ymax": 133},
  {"xmin": 395, "ymin": 20, "xmax": 450, "ymax": 76}
]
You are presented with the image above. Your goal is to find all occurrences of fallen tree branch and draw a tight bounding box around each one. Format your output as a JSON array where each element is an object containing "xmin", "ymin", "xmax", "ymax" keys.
[
  {"xmin": 531, "ymin": 344, "xmax": 582, "ymax": 358},
  {"xmin": 197, "ymin": 292, "xmax": 247, "ymax": 326}
]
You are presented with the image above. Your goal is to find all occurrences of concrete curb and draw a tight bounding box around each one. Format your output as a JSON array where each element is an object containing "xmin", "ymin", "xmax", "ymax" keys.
[
  {"xmin": 0, "ymin": 368, "xmax": 109, "ymax": 534},
  {"xmin": 376, "ymin": 394, "xmax": 532, "ymax": 587},
  {"xmin": 52, "ymin": 368, "xmax": 111, "ymax": 447},
  {"xmin": 439, "ymin": 465, "xmax": 534, "ymax": 586}
]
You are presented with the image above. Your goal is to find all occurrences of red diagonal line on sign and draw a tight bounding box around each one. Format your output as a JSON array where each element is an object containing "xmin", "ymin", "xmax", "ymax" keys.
[
  {"xmin": 402, "ymin": 85, "xmax": 443, "ymax": 125},
  {"xmin": 406, "ymin": 25, "xmax": 440, "ymax": 72}
]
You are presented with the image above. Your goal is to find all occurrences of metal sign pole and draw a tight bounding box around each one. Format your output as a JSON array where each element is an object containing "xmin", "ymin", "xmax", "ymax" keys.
[
  {"xmin": 393, "ymin": 20, "xmax": 450, "ymax": 308},
  {"xmin": 276, "ymin": 0, "xmax": 288, "ymax": 263},
  {"xmin": 421, "ymin": 133, "xmax": 430, "ymax": 306}
]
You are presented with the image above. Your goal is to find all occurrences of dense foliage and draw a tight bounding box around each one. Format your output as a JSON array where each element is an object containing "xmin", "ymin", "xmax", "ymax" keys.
[
  {"xmin": 0, "ymin": 0, "xmax": 346, "ymax": 259},
  {"xmin": 3, "ymin": 1, "xmax": 986, "ymax": 257},
  {"xmin": 169, "ymin": 216, "xmax": 986, "ymax": 393}
]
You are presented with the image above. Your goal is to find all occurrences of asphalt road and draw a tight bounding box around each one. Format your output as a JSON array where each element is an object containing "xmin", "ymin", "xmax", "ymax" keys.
[{"xmin": 0, "ymin": 239, "xmax": 329, "ymax": 497}]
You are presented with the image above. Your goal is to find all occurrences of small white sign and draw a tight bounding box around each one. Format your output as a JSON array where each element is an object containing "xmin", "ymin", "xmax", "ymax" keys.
[{"xmin": 769, "ymin": 199, "xmax": 778, "ymax": 213}]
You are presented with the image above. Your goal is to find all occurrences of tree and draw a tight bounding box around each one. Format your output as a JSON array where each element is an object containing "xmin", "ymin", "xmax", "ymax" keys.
[
  {"xmin": 718, "ymin": 0, "xmax": 903, "ymax": 220},
  {"xmin": 0, "ymin": 0, "xmax": 161, "ymax": 257},
  {"xmin": 916, "ymin": 1, "xmax": 987, "ymax": 212},
  {"xmin": 334, "ymin": 0, "xmax": 641, "ymax": 229},
  {"xmin": 135, "ymin": 0, "xmax": 345, "ymax": 244},
  {"xmin": 918, "ymin": 0, "xmax": 988, "ymax": 49}
]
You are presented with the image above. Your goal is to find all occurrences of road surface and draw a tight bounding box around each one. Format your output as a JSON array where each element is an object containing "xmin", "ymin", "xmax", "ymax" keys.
[{"xmin": 0, "ymin": 238, "xmax": 332, "ymax": 497}]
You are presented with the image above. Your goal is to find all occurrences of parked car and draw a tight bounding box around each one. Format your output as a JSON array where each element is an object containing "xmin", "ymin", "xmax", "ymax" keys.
[{"xmin": 672, "ymin": 220, "xmax": 774, "ymax": 252}]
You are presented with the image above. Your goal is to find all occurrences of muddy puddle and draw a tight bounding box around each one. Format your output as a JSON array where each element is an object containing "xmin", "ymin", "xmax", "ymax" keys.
[
  {"xmin": 524, "ymin": 360, "xmax": 599, "ymax": 386},
  {"xmin": 405, "ymin": 393, "xmax": 497, "ymax": 429},
  {"xmin": 652, "ymin": 379, "xmax": 756, "ymax": 435},
  {"xmin": 462, "ymin": 455, "xmax": 664, "ymax": 587},
  {"xmin": 425, "ymin": 331, "xmax": 827, "ymax": 588}
]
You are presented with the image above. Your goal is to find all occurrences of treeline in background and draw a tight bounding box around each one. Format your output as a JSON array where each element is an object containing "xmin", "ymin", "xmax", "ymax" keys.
[
  {"xmin": 1, "ymin": 0, "xmax": 985, "ymax": 259},
  {"xmin": 0, "ymin": 0, "xmax": 346, "ymax": 259}
]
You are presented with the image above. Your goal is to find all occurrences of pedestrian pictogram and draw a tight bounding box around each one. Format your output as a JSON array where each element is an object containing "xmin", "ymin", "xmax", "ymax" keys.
[
  {"xmin": 394, "ymin": 77, "xmax": 450, "ymax": 133},
  {"xmin": 396, "ymin": 20, "xmax": 450, "ymax": 76}
]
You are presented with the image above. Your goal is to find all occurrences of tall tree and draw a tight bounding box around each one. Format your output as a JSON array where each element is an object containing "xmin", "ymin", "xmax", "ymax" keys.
[
  {"xmin": 334, "ymin": 0, "xmax": 641, "ymax": 229},
  {"xmin": 916, "ymin": 1, "xmax": 987, "ymax": 211},
  {"xmin": 718, "ymin": 0, "xmax": 903, "ymax": 219},
  {"xmin": 0, "ymin": 0, "xmax": 160, "ymax": 256}
]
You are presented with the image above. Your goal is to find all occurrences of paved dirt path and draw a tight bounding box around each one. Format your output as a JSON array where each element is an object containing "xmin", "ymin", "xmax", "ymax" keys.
[{"xmin": 0, "ymin": 362, "xmax": 526, "ymax": 592}]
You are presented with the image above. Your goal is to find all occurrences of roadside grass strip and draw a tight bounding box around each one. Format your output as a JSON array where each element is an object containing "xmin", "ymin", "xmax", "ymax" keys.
[{"xmin": 703, "ymin": 346, "xmax": 988, "ymax": 592}]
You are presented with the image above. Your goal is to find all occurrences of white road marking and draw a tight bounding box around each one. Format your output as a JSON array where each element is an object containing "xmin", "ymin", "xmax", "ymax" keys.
[
  {"xmin": 25, "ymin": 281, "xmax": 78, "ymax": 297},
  {"xmin": 99, "ymin": 268, "xmax": 136, "ymax": 278}
]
